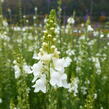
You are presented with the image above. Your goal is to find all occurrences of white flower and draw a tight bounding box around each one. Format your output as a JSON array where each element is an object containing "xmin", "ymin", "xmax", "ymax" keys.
[
  {"xmin": 68, "ymin": 78, "xmax": 79, "ymax": 96},
  {"xmin": 33, "ymin": 52, "xmax": 39, "ymax": 60},
  {"xmin": 100, "ymin": 34, "xmax": 104, "ymax": 38},
  {"xmin": 64, "ymin": 57, "xmax": 72, "ymax": 67},
  {"xmin": 100, "ymin": 107, "xmax": 103, "ymax": 109},
  {"xmin": 32, "ymin": 61, "xmax": 43, "ymax": 77},
  {"xmin": 40, "ymin": 53, "xmax": 52, "ymax": 62},
  {"xmin": 53, "ymin": 58, "xmax": 65, "ymax": 73},
  {"xmin": 0, "ymin": 98, "xmax": 2, "ymax": 103},
  {"xmin": 92, "ymin": 57, "xmax": 101, "ymax": 75},
  {"xmin": 50, "ymin": 69, "xmax": 69, "ymax": 88},
  {"xmin": 79, "ymin": 35, "xmax": 85, "ymax": 40},
  {"xmin": 107, "ymin": 34, "xmax": 109, "ymax": 38},
  {"xmin": 66, "ymin": 49, "xmax": 75, "ymax": 56},
  {"xmin": 81, "ymin": 23, "xmax": 84, "ymax": 27},
  {"xmin": 94, "ymin": 93, "xmax": 97, "ymax": 99},
  {"xmin": 13, "ymin": 65, "xmax": 21, "ymax": 79},
  {"xmin": 50, "ymin": 57, "xmax": 71, "ymax": 88},
  {"xmin": 76, "ymin": 66, "xmax": 81, "ymax": 73},
  {"xmin": 67, "ymin": 17, "xmax": 75, "ymax": 24},
  {"xmin": 32, "ymin": 74, "xmax": 46, "ymax": 93},
  {"xmin": 23, "ymin": 64, "xmax": 32, "ymax": 74},
  {"xmin": 33, "ymin": 52, "xmax": 53, "ymax": 62},
  {"xmin": 55, "ymin": 26, "xmax": 60, "ymax": 34},
  {"xmin": 93, "ymin": 31, "xmax": 99, "ymax": 37},
  {"xmin": 81, "ymin": 86, "xmax": 87, "ymax": 95},
  {"xmin": 34, "ymin": 7, "xmax": 38, "ymax": 11},
  {"xmin": 53, "ymin": 57, "xmax": 71, "ymax": 73},
  {"xmin": 60, "ymin": 74, "xmax": 69, "ymax": 88},
  {"xmin": 87, "ymin": 25, "xmax": 93, "ymax": 32},
  {"xmin": 50, "ymin": 70, "xmax": 61, "ymax": 87},
  {"xmin": 88, "ymin": 40, "xmax": 96, "ymax": 46},
  {"xmin": 44, "ymin": 18, "xmax": 47, "ymax": 23},
  {"xmin": 3, "ymin": 20, "xmax": 8, "ymax": 27}
]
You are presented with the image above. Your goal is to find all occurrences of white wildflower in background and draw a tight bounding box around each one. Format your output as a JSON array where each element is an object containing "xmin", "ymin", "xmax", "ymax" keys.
[
  {"xmin": 81, "ymin": 86, "xmax": 87, "ymax": 95},
  {"xmin": 0, "ymin": 98, "xmax": 2, "ymax": 104},
  {"xmin": 93, "ymin": 31, "xmax": 99, "ymax": 37},
  {"xmin": 67, "ymin": 17, "xmax": 75, "ymax": 24},
  {"xmin": 92, "ymin": 57, "xmax": 101, "ymax": 75},
  {"xmin": 3, "ymin": 20, "xmax": 8, "ymax": 27},
  {"xmin": 13, "ymin": 64, "xmax": 21, "ymax": 79},
  {"xmin": 13, "ymin": 60, "xmax": 21, "ymax": 79},
  {"xmin": 13, "ymin": 60, "xmax": 32, "ymax": 79},
  {"xmin": 68, "ymin": 77, "xmax": 79, "ymax": 96},
  {"xmin": 100, "ymin": 33, "xmax": 104, "ymax": 38},
  {"xmin": 100, "ymin": 107, "xmax": 104, "ymax": 109},
  {"xmin": 34, "ymin": 7, "xmax": 38, "ymax": 12},
  {"xmin": 107, "ymin": 33, "xmax": 109, "ymax": 38},
  {"xmin": 66, "ymin": 49, "xmax": 75, "ymax": 56},
  {"xmin": 88, "ymin": 39, "xmax": 96, "ymax": 46},
  {"xmin": 81, "ymin": 23, "xmax": 84, "ymax": 27},
  {"xmin": 55, "ymin": 26, "xmax": 60, "ymax": 35},
  {"xmin": 87, "ymin": 25, "xmax": 93, "ymax": 32},
  {"xmin": 65, "ymin": 16, "xmax": 75, "ymax": 34},
  {"xmin": 94, "ymin": 93, "xmax": 97, "ymax": 99},
  {"xmin": 44, "ymin": 17, "xmax": 47, "ymax": 23}
]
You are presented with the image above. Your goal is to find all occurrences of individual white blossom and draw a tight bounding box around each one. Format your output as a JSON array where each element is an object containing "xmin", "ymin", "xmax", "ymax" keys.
[
  {"xmin": 81, "ymin": 23, "xmax": 84, "ymax": 27},
  {"xmin": 53, "ymin": 57, "xmax": 71, "ymax": 73},
  {"xmin": 87, "ymin": 25, "xmax": 93, "ymax": 32},
  {"xmin": 67, "ymin": 17, "xmax": 75, "ymax": 24},
  {"xmin": 107, "ymin": 33, "xmax": 109, "ymax": 38},
  {"xmin": 100, "ymin": 34, "xmax": 104, "ymax": 38},
  {"xmin": 93, "ymin": 31, "xmax": 99, "ymax": 37},
  {"xmin": 55, "ymin": 26, "xmax": 60, "ymax": 34},
  {"xmin": 32, "ymin": 74, "xmax": 47, "ymax": 93},
  {"xmin": 23, "ymin": 64, "xmax": 32, "ymax": 74},
  {"xmin": 34, "ymin": 7, "xmax": 38, "ymax": 12},
  {"xmin": 50, "ymin": 68, "xmax": 69, "ymax": 88},
  {"xmin": 81, "ymin": 86, "xmax": 87, "ymax": 95},
  {"xmin": 100, "ymin": 107, "xmax": 104, "ymax": 109},
  {"xmin": 3, "ymin": 20, "xmax": 8, "ymax": 27},
  {"xmin": 94, "ymin": 93, "xmax": 97, "ymax": 99},
  {"xmin": 0, "ymin": 98, "xmax": 2, "ymax": 103},
  {"xmin": 32, "ymin": 61, "xmax": 43, "ymax": 77},
  {"xmin": 33, "ymin": 52, "xmax": 39, "ymax": 60},
  {"xmin": 13, "ymin": 64, "xmax": 21, "ymax": 79}
]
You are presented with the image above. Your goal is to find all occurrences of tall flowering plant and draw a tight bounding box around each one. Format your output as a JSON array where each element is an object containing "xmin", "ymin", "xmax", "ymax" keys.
[{"xmin": 32, "ymin": 10, "xmax": 72, "ymax": 93}]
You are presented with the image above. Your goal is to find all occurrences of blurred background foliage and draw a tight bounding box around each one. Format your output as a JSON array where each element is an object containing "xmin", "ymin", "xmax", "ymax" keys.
[{"xmin": 2, "ymin": 0, "xmax": 109, "ymax": 24}]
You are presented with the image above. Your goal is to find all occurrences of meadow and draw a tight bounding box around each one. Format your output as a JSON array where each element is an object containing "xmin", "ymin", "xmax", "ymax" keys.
[{"xmin": 0, "ymin": 9, "xmax": 109, "ymax": 109}]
